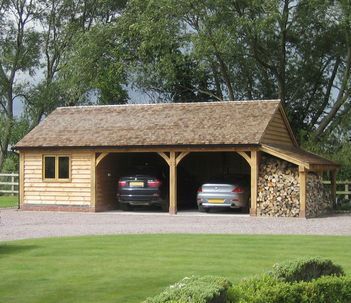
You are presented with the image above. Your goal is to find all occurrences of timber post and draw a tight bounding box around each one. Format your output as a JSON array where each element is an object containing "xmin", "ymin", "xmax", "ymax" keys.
[
  {"xmin": 91, "ymin": 152, "xmax": 96, "ymax": 210},
  {"xmin": 299, "ymin": 165, "xmax": 307, "ymax": 218},
  {"xmin": 169, "ymin": 152, "xmax": 177, "ymax": 214},
  {"xmin": 331, "ymin": 170, "xmax": 337, "ymax": 207},
  {"xmin": 158, "ymin": 151, "xmax": 190, "ymax": 215},
  {"xmin": 250, "ymin": 150, "xmax": 259, "ymax": 216},
  {"xmin": 19, "ymin": 152, "xmax": 24, "ymax": 209}
]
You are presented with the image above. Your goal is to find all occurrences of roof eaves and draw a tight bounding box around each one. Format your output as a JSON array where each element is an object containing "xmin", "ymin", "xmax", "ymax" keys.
[
  {"xmin": 14, "ymin": 143, "xmax": 261, "ymax": 151},
  {"xmin": 260, "ymin": 144, "xmax": 309, "ymax": 168}
]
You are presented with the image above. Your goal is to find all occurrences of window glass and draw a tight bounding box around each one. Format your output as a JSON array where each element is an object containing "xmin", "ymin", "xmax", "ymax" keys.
[
  {"xmin": 44, "ymin": 157, "xmax": 55, "ymax": 179},
  {"xmin": 58, "ymin": 156, "xmax": 69, "ymax": 179}
]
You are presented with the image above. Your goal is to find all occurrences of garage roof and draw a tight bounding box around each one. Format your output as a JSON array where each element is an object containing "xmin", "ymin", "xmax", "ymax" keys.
[
  {"xmin": 261, "ymin": 144, "xmax": 339, "ymax": 170},
  {"xmin": 16, "ymin": 100, "xmax": 283, "ymax": 148}
]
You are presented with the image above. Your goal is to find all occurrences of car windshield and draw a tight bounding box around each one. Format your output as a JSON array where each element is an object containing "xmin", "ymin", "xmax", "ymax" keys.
[
  {"xmin": 126, "ymin": 165, "xmax": 161, "ymax": 177},
  {"xmin": 207, "ymin": 175, "xmax": 248, "ymax": 184}
]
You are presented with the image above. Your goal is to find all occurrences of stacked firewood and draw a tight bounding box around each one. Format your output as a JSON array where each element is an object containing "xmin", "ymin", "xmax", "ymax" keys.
[
  {"xmin": 257, "ymin": 156, "xmax": 300, "ymax": 217},
  {"xmin": 307, "ymin": 173, "xmax": 333, "ymax": 217},
  {"xmin": 257, "ymin": 155, "xmax": 332, "ymax": 217}
]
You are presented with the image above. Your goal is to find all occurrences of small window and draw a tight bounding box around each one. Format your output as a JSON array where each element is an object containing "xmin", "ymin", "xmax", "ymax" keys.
[
  {"xmin": 44, "ymin": 157, "xmax": 55, "ymax": 179},
  {"xmin": 58, "ymin": 157, "xmax": 69, "ymax": 179},
  {"xmin": 43, "ymin": 155, "xmax": 71, "ymax": 181}
]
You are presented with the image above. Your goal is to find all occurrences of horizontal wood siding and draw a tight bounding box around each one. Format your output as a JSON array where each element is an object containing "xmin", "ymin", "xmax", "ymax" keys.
[
  {"xmin": 261, "ymin": 109, "xmax": 294, "ymax": 146},
  {"xmin": 23, "ymin": 151, "xmax": 92, "ymax": 206}
]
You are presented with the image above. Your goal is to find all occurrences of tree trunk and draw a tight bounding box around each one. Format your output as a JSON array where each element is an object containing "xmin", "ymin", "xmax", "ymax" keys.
[
  {"xmin": 315, "ymin": 46, "xmax": 351, "ymax": 137},
  {"xmin": 0, "ymin": 149, "xmax": 5, "ymax": 172},
  {"xmin": 277, "ymin": 0, "xmax": 290, "ymax": 105},
  {"xmin": 0, "ymin": 117, "xmax": 13, "ymax": 171},
  {"xmin": 309, "ymin": 57, "xmax": 340, "ymax": 128}
]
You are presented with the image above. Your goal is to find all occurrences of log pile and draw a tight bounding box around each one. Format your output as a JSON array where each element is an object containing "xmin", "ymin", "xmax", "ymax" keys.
[
  {"xmin": 257, "ymin": 155, "xmax": 332, "ymax": 217},
  {"xmin": 257, "ymin": 155, "xmax": 300, "ymax": 217},
  {"xmin": 307, "ymin": 173, "xmax": 333, "ymax": 217}
]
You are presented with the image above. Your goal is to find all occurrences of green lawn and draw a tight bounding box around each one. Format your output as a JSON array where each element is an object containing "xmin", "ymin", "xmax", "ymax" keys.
[
  {"xmin": 0, "ymin": 234, "xmax": 350, "ymax": 303},
  {"xmin": 0, "ymin": 195, "xmax": 18, "ymax": 208}
]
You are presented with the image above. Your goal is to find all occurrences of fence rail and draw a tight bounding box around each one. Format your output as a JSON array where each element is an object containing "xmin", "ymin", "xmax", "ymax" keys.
[
  {"xmin": 322, "ymin": 180, "xmax": 350, "ymax": 200},
  {"xmin": 0, "ymin": 173, "xmax": 19, "ymax": 195}
]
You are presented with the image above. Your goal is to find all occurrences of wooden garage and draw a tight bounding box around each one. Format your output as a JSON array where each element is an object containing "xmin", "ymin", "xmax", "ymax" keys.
[{"xmin": 14, "ymin": 100, "xmax": 339, "ymax": 217}]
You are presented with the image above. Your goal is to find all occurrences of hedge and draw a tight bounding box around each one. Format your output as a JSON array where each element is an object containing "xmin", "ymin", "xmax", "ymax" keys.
[
  {"xmin": 268, "ymin": 257, "xmax": 345, "ymax": 282},
  {"xmin": 143, "ymin": 276, "xmax": 232, "ymax": 303},
  {"xmin": 229, "ymin": 275, "xmax": 351, "ymax": 303},
  {"xmin": 143, "ymin": 258, "xmax": 349, "ymax": 303}
]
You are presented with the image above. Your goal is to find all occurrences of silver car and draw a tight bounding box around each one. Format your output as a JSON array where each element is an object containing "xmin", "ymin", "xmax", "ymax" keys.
[{"xmin": 196, "ymin": 176, "xmax": 250, "ymax": 212}]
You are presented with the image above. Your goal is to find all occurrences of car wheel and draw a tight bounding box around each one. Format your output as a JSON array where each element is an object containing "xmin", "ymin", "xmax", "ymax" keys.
[
  {"xmin": 120, "ymin": 203, "xmax": 132, "ymax": 211},
  {"xmin": 198, "ymin": 205, "xmax": 210, "ymax": 213}
]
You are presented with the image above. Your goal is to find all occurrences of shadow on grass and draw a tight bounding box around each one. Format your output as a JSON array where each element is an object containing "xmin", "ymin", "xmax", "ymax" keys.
[{"xmin": 0, "ymin": 244, "xmax": 38, "ymax": 256}]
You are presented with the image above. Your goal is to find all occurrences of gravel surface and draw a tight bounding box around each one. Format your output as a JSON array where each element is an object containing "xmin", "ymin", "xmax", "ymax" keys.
[{"xmin": 1, "ymin": 208, "xmax": 351, "ymax": 241}]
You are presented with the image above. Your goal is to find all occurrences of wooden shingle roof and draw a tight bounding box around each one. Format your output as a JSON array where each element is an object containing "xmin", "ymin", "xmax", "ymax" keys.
[
  {"xmin": 261, "ymin": 144, "xmax": 339, "ymax": 170},
  {"xmin": 16, "ymin": 100, "xmax": 282, "ymax": 148}
]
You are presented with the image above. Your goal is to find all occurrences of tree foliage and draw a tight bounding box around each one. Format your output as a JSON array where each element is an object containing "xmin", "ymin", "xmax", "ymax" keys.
[
  {"xmin": 115, "ymin": 0, "xmax": 351, "ymax": 139},
  {"xmin": 0, "ymin": 0, "xmax": 350, "ymax": 176}
]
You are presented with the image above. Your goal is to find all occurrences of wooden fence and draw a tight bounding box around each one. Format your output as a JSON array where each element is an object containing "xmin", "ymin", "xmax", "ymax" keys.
[
  {"xmin": 0, "ymin": 173, "xmax": 19, "ymax": 195},
  {"xmin": 322, "ymin": 180, "xmax": 351, "ymax": 201}
]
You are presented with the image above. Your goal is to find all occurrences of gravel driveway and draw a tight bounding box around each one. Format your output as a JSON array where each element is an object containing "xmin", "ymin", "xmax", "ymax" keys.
[{"xmin": 1, "ymin": 209, "xmax": 351, "ymax": 241}]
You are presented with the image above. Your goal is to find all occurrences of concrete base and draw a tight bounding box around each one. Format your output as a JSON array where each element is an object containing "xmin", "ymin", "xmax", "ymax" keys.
[{"xmin": 21, "ymin": 204, "xmax": 94, "ymax": 212}]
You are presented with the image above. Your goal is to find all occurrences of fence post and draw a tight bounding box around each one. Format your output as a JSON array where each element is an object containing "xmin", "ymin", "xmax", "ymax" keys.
[
  {"xmin": 11, "ymin": 173, "xmax": 15, "ymax": 196},
  {"xmin": 346, "ymin": 181, "xmax": 349, "ymax": 200},
  {"xmin": 331, "ymin": 170, "xmax": 337, "ymax": 207}
]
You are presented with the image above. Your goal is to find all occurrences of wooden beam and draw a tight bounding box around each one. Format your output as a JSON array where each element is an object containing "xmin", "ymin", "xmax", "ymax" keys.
[
  {"xmin": 299, "ymin": 166, "xmax": 307, "ymax": 218},
  {"xmin": 250, "ymin": 151, "xmax": 259, "ymax": 216},
  {"xmin": 260, "ymin": 145, "xmax": 309, "ymax": 168},
  {"xmin": 19, "ymin": 152, "xmax": 25, "ymax": 208},
  {"xmin": 23, "ymin": 146, "xmax": 259, "ymax": 154},
  {"xmin": 176, "ymin": 152, "xmax": 189, "ymax": 166},
  {"xmin": 158, "ymin": 152, "xmax": 171, "ymax": 165},
  {"xmin": 331, "ymin": 170, "xmax": 337, "ymax": 208},
  {"xmin": 96, "ymin": 152, "xmax": 109, "ymax": 167},
  {"xmin": 237, "ymin": 151, "xmax": 252, "ymax": 167},
  {"xmin": 169, "ymin": 152, "xmax": 177, "ymax": 214},
  {"xmin": 309, "ymin": 164, "xmax": 340, "ymax": 172},
  {"xmin": 91, "ymin": 152, "xmax": 96, "ymax": 209}
]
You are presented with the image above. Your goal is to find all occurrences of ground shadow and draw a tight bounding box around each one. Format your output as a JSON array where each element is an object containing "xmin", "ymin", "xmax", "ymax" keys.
[{"xmin": 0, "ymin": 244, "xmax": 38, "ymax": 256}]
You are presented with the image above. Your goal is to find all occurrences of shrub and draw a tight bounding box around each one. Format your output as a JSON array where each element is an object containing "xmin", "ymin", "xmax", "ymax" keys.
[
  {"xmin": 269, "ymin": 257, "xmax": 345, "ymax": 282},
  {"xmin": 143, "ymin": 276, "xmax": 232, "ymax": 303},
  {"xmin": 229, "ymin": 275, "xmax": 351, "ymax": 303},
  {"xmin": 228, "ymin": 275, "xmax": 302, "ymax": 303}
]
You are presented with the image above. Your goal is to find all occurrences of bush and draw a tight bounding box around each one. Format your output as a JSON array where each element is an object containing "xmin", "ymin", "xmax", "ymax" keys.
[
  {"xmin": 143, "ymin": 276, "xmax": 232, "ymax": 303},
  {"xmin": 228, "ymin": 275, "xmax": 351, "ymax": 303},
  {"xmin": 336, "ymin": 199, "xmax": 351, "ymax": 212},
  {"xmin": 269, "ymin": 257, "xmax": 345, "ymax": 282}
]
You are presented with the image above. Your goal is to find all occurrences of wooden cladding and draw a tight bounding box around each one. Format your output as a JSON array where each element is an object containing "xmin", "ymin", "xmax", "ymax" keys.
[
  {"xmin": 261, "ymin": 109, "xmax": 295, "ymax": 146},
  {"xmin": 23, "ymin": 151, "xmax": 92, "ymax": 206}
]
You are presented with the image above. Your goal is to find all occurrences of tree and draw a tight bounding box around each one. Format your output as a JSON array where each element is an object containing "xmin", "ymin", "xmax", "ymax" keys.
[
  {"xmin": 60, "ymin": 23, "xmax": 128, "ymax": 105},
  {"xmin": 1, "ymin": 0, "xmax": 349, "ymax": 172},
  {"xmin": 0, "ymin": 0, "xmax": 40, "ymax": 170},
  {"xmin": 117, "ymin": 0, "xmax": 351, "ymax": 139},
  {"xmin": 26, "ymin": 0, "xmax": 128, "ymax": 126}
]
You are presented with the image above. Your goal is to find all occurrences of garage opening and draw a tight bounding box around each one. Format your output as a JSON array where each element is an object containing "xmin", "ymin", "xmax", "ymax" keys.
[
  {"xmin": 95, "ymin": 152, "xmax": 169, "ymax": 211},
  {"xmin": 177, "ymin": 152, "xmax": 251, "ymax": 213}
]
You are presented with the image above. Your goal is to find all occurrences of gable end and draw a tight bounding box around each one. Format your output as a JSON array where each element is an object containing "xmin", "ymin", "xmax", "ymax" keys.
[{"xmin": 261, "ymin": 105, "xmax": 298, "ymax": 146}]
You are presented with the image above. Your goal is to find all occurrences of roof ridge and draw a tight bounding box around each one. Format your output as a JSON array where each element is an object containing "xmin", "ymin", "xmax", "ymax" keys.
[{"xmin": 57, "ymin": 99, "xmax": 281, "ymax": 110}]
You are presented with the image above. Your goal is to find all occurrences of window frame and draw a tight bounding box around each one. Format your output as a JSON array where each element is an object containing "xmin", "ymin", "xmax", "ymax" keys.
[{"xmin": 42, "ymin": 155, "xmax": 71, "ymax": 182}]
